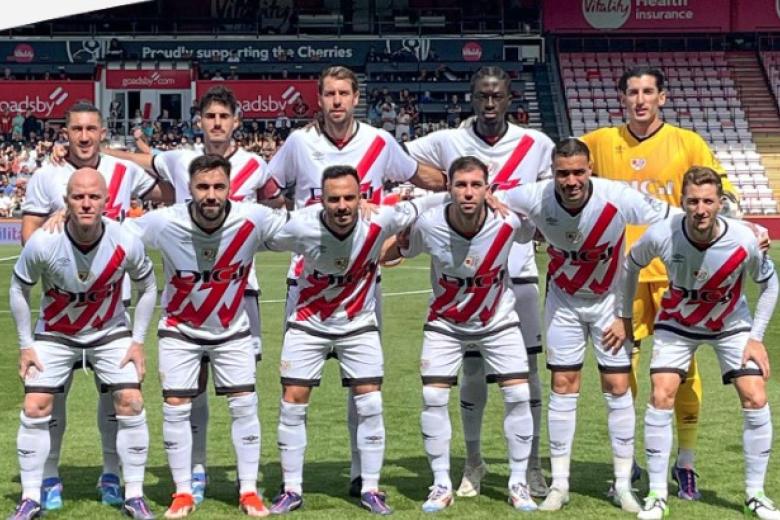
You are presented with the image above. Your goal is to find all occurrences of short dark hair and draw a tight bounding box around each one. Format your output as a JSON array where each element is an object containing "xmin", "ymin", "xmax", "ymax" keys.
[
  {"xmin": 618, "ymin": 67, "xmax": 666, "ymax": 93},
  {"xmin": 318, "ymin": 66, "xmax": 359, "ymax": 95},
  {"xmin": 682, "ymin": 166, "xmax": 723, "ymax": 198},
  {"xmin": 448, "ymin": 155, "xmax": 488, "ymax": 182},
  {"xmin": 552, "ymin": 138, "xmax": 590, "ymax": 163},
  {"xmin": 189, "ymin": 154, "xmax": 231, "ymax": 178},
  {"xmin": 321, "ymin": 164, "xmax": 360, "ymax": 188},
  {"xmin": 65, "ymin": 101, "xmax": 102, "ymax": 126},
  {"xmin": 198, "ymin": 85, "xmax": 239, "ymax": 115},
  {"xmin": 470, "ymin": 66, "xmax": 511, "ymax": 93}
]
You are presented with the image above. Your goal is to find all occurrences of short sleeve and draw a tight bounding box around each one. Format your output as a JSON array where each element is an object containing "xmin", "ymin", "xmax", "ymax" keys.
[
  {"xmin": 537, "ymin": 134, "xmax": 555, "ymax": 180},
  {"xmin": 13, "ymin": 233, "xmax": 45, "ymax": 285},
  {"xmin": 268, "ymin": 133, "xmax": 297, "ymax": 189},
  {"xmin": 627, "ymin": 224, "xmax": 663, "ymax": 269},
  {"xmin": 255, "ymin": 206, "xmax": 291, "ymax": 251},
  {"xmin": 382, "ymin": 133, "xmax": 419, "ymax": 183},
  {"xmin": 129, "ymin": 162, "xmax": 158, "ymax": 199},
  {"xmin": 264, "ymin": 215, "xmax": 306, "ymax": 254},
  {"xmin": 123, "ymin": 210, "xmax": 164, "ymax": 249},
  {"xmin": 152, "ymin": 150, "xmax": 185, "ymax": 184},
  {"xmin": 21, "ymin": 170, "xmax": 54, "ymax": 216},
  {"xmin": 405, "ymin": 132, "xmax": 446, "ymax": 170},
  {"xmin": 618, "ymin": 183, "xmax": 671, "ymax": 225}
]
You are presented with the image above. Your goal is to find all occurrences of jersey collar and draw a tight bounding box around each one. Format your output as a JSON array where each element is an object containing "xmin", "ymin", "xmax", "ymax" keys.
[
  {"xmin": 471, "ymin": 120, "xmax": 509, "ymax": 148},
  {"xmin": 189, "ymin": 200, "xmax": 232, "ymax": 235},
  {"xmin": 65, "ymin": 219, "xmax": 105, "ymax": 254},
  {"xmin": 445, "ymin": 202, "xmax": 489, "ymax": 240},
  {"xmin": 627, "ymin": 122, "xmax": 665, "ymax": 143},
  {"xmin": 67, "ymin": 154, "xmax": 101, "ymax": 171},
  {"xmin": 681, "ymin": 215, "xmax": 728, "ymax": 251},
  {"xmin": 323, "ymin": 121, "xmax": 360, "ymax": 150},
  {"xmin": 554, "ymin": 180, "xmax": 593, "ymax": 216},
  {"xmin": 319, "ymin": 209, "xmax": 357, "ymax": 241}
]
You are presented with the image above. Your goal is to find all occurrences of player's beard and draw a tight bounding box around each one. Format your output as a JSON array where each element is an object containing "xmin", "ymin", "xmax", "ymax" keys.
[{"xmin": 195, "ymin": 199, "xmax": 227, "ymax": 222}]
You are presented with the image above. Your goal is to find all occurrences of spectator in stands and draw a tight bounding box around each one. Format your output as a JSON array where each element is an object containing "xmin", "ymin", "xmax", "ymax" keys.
[
  {"xmin": 259, "ymin": 136, "xmax": 277, "ymax": 162},
  {"xmin": 22, "ymin": 110, "xmax": 40, "ymax": 141},
  {"xmin": 395, "ymin": 107, "xmax": 411, "ymax": 141},
  {"xmin": 515, "ymin": 105, "xmax": 529, "ymax": 125},
  {"xmin": 0, "ymin": 109, "xmax": 11, "ymax": 140},
  {"xmin": 157, "ymin": 109, "xmax": 174, "ymax": 133},
  {"xmin": 380, "ymin": 102, "xmax": 396, "ymax": 134},
  {"xmin": 132, "ymin": 109, "xmax": 143, "ymax": 128},
  {"xmin": 276, "ymin": 111, "xmax": 291, "ymax": 139},
  {"xmin": 0, "ymin": 188, "xmax": 12, "ymax": 217},
  {"xmin": 126, "ymin": 197, "xmax": 144, "ymax": 218},
  {"xmin": 446, "ymin": 94, "xmax": 462, "ymax": 127},
  {"xmin": 106, "ymin": 38, "xmax": 125, "ymax": 59},
  {"xmin": 212, "ymin": 70, "xmax": 225, "ymax": 81},
  {"xmin": 2, "ymin": 67, "xmax": 15, "ymax": 80}
]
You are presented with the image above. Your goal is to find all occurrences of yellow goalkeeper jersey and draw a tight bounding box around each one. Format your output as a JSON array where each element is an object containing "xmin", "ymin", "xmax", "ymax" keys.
[{"xmin": 580, "ymin": 123, "xmax": 738, "ymax": 282}]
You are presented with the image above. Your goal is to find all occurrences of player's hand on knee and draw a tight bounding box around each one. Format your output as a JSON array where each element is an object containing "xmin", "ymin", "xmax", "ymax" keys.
[
  {"xmin": 18, "ymin": 347, "xmax": 44, "ymax": 381},
  {"xmin": 41, "ymin": 209, "xmax": 66, "ymax": 234},
  {"xmin": 742, "ymin": 338, "xmax": 771, "ymax": 381},
  {"xmin": 120, "ymin": 342, "xmax": 146, "ymax": 382},
  {"xmin": 602, "ymin": 318, "xmax": 630, "ymax": 354}
]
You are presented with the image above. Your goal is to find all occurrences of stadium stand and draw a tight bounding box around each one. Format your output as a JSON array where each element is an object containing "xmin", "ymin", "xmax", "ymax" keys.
[{"xmin": 561, "ymin": 51, "xmax": 779, "ymax": 214}]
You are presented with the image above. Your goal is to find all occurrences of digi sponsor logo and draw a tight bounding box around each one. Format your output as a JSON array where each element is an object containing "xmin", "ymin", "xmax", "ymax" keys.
[{"xmin": 582, "ymin": 0, "xmax": 631, "ymax": 29}]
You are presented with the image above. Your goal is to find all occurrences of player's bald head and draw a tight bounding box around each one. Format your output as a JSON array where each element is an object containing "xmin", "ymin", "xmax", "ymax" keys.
[{"xmin": 67, "ymin": 167, "xmax": 107, "ymax": 196}]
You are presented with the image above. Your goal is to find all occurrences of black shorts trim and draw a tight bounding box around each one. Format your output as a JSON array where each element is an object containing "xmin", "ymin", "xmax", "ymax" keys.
[
  {"xmin": 122, "ymin": 299, "xmax": 132, "ymax": 309},
  {"xmin": 342, "ymin": 376, "xmax": 383, "ymax": 387},
  {"xmin": 547, "ymin": 362, "xmax": 584, "ymax": 372},
  {"xmin": 598, "ymin": 364, "xmax": 632, "ymax": 374},
  {"xmin": 35, "ymin": 330, "xmax": 131, "ymax": 348},
  {"xmin": 25, "ymin": 385, "xmax": 65, "ymax": 394},
  {"xmin": 487, "ymin": 372, "xmax": 529, "ymax": 383},
  {"xmin": 463, "ymin": 350, "xmax": 483, "ymax": 358},
  {"xmin": 22, "ymin": 210, "xmax": 50, "ymax": 217},
  {"xmin": 722, "ymin": 367, "xmax": 764, "ymax": 385},
  {"xmin": 654, "ymin": 324, "xmax": 751, "ymax": 341},
  {"xmin": 130, "ymin": 265, "xmax": 155, "ymax": 282},
  {"xmin": 376, "ymin": 275, "xmax": 382, "ymax": 284},
  {"xmin": 511, "ymin": 276, "xmax": 539, "ymax": 285},
  {"xmin": 163, "ymin": 388, "xmax": 200, "ymax": 398},
  {"xmin": 158, "ymin": 328, "xmax": 251, "ymax": 346},
  {"xmin": 423, "ymin": 321, "xmax": 520, "ymax": 339},
  {"xmin": 244, "ymin": 289, "xmax": 260, "ymax": 298},
  {"xmin": 102, "ymin": 382, "xmax": 142, "ymax": 393},
  {"xmin": 72, "ymin": 360, "xmax": 95, "ymax": 371},
  {"xmin": 649, "ymin": 367, "xmax": 688, "ymax": 381},
  {"xmin": 137, "ymin": 176, "xmax": 159, "ymax": 200},
  {"xmin": 421, "ymin": 375, "xmax": 458, "ymax": 386},
  {"xmin": 286, "ymin": 322, "xmax": 379, "ymax": 340},
  {"xmin": 255, "ymin": 353, "xmax": 262, "ymax": 362},
  {"xmin": 215, "ymin": 384, "xmax": 255, "ymax": 395},
  {"xmin": 526, "ymin": 345, "xmax": 543, "ymax": 355},
  {"xmin": 326, "ymin": 350, "xmax": 338, "ymax": 360},
  {"xmin": 13, "ymin": 271, "xmax": 34, "ymax": 286},
  {"xmin": 281, "ymin": 377, "xmax": 321, "ymax": 387},
  {"xmin": 287, "ymin": 278, "xmax": 298, "ymax": 287}
]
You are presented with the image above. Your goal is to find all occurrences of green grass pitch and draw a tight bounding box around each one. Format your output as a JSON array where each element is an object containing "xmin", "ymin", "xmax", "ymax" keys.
[{"xmin": 0, "ymin": 244, "xmax": 777, "ymax": 519}]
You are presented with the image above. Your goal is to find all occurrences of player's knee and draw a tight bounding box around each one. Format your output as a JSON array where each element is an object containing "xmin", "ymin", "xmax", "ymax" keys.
[
  {"xmin": 462, "ymin": 356, "xmax": 485, "ymax": 378},
  {"xmin": 228, "ymin": 392, "xmax": 258, "ymax": 418},
  {"xmin": 165, "ymin": 396, "xmax": 192, "ymax": 407},
  {"xmin": 353, "ymin": 391, "xmax": 383, "ymax": 418},
  {"xmin": 551, "ymin": 371, "xmax": 580, "ymax": 394},
  {"xmin": 422, "ymin": 385, "xmax": 450, "ymax": 408},
  {"xmin": 114, "ymin": 389, "xmax": 144, "ymax": 415},
  {"xmin": 601, "ymin": 374, "xmax": 630, "ymax": 396},
  {"xmin": 282, "ymin": 385, "xmax": 311, "ymax": 404},
  {"xmin": 737, "ymin": 379, "xmax": 768, "ymax": 409},
  {"xmin": 650, "ymin": 385, "xmax": 676, "ymax": 410},
  {"xmin": 23, "ymin": 394, "xmax": 54, "ymax": 418}
]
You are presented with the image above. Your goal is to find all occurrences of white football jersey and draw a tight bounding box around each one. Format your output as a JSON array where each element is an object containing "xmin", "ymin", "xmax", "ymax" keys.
[
  {"xmin": 406, "ymin": 122, "xmax": 553, "ymax": 280},
  {"xmin": 124, "ymin": 202, "xmax": 287, "ymax": 340},
  {"xmin": 269, "ymin": 198, "xmax": 436, "ymax": 336},
  {"xmin": 402, "ymin": 206, "xmax": 532, "ymax": 336},
  {"xmin": 22, "ymin": 155, "xmax": 157, "ymax": 221},
  {"xmin": 13, "ymin": 218, "xmax": 153, "ymax": 344},
  {"xmin": 629, "ymin": 215, "xmax": 776, "ymax": 336},
  {"xmin": 502, "ymin": 177, "xmax": 673, "ymax": 298},
  {"xmin": 152, "ymin": 147, "xmax": 270, "ymax": 204},
  {"xmin": 269, "ymin": 122, "xmax": 418, "ymax": 279}
]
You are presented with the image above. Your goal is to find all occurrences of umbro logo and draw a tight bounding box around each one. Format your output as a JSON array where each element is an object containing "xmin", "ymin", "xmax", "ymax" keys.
[
  {"xmin": 163, "ymin": 441, "xmax": 177, "ymax": 449},
  {"xmin": 242, "ymin": 435, "xmax": 260, "ymax": 444},
  {"xmin": 128, "ymin": 446, "xmax": 147, "ymax": 454},
  {"xmin": 17, "ymin": 449, "xmax": 34, "ymax": 457},
  {"xmin": 545, "ymin": 216, "xmax": 559, "ymax": 226},
  {"xmin": 672, "ymin": 254, "xmax": 685, "ymax": 263},
  {"xmin": 365, "ymin": 435, "xmax": 384, "ymax": 444},
  {"xmin": 646, "ymin": 448, "xmax": 660, "ymax": 454}
]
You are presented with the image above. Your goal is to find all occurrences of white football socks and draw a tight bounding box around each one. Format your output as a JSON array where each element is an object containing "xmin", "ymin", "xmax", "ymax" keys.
[
  {"xmin": 228, "ymin": 393, "xmax": 260, "ymax": 494},
  {"xmin": 163, "ymin": 402, "xmax": 193, "ymax": 494},
  {"xmin": 116, "ymin": 409, "xmax": 149, "ymax": 499},
  {"xmin": 278, "ymin": 400, "xmax": 308, "ymax": 495},
  {"xmin": 644, "ymin": 405, "xmax": 673, "ymax": 499},
  {"xmin": 354, "ymin": 391, "xmax": 385, "ymax": 492},
  {"xmin": 421, "ymin": 386, "xmax": 452, "ymax": 489},
  {"xmin": 502, "ymin": 384, "xmax": 533, "ymax": 488},
  {"xmin": 548, "ymin": 392, "xmax": 579, "ymax": 491},
  {"xmin": 744, "ymin": 404, "xmax": 773, "ymax": 497},
  {"xmin": 18, "ymin": 412, "xmax": 50, "ymax": 503},
  {"xmin": 604, "ymin": 391, "xmax": 635, "ymax": 490}
]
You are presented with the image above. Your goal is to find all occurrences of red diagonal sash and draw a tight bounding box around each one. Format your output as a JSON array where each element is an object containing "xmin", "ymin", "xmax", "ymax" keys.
[
  {"xmin": 229, "ymin": 158, "xmax": 261, "ymax": 201},
  {"xmin": 491, "ymin": 134, "xmax": 535, "ymax": 191}
]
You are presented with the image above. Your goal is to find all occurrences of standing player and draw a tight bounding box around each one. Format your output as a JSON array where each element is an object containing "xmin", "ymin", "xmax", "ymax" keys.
[
  {"xmin": 391, "ymin": 156, "xmax": 536, "ymax": 512},
  {"xmin": 9, "ymin": 169, "xmax": 157, "ymax": 520},
  {"xmin": 265, "ymin": 165, "xmax": 446, "ymax": 515},
  {"xmin": 498, "ymin": 138, "xmax": 680, "ymax": 513},
  {"xmin": 265, "ymin": 65, "xmax": 445, "ymax": 496},
  {"xmin": 20, "ymin": 102, "xmax": 165, "ymax": 511},
  {"xmin": 580, "ymin": 67, "xmax": 741, "ymax": 497},
  {"xmin": 124, "ymin": 155, "xmax": 287, "ymax": 519},
  {"xmin": 405, "ymin": 66, "xmax": 554, "ymax": 497},
  {"xmin": 617, "ymin": 167, "xmax": 779, "ymax": 520}
]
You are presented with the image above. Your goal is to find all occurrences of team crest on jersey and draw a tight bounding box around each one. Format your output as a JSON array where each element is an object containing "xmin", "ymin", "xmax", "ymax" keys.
[
  {"xmin": 77, "ymin": 271, "xmax": 90, "ymax": 282},
  {"xmin": 334, "ymin": 257, "xmax": 349, "ymax": 269},
  {"xmin": 693, "ymin": 269, "xmax": 709, "ymax": 282},
  {"xmin": 631, "ymin": 158, "xmax": 646, "ymax": 171},
  {"xmin": 202, "ymin": 248, "xmax": 217, "ymax": 260},
  {"xmin": 280, "ymin": 360, "xmax": 291, "ymax": 373},
  {"xmin": 464, "ymin": 255, "xmax": 480, "ymax": 268},
  {"xmin": 565, "ymin": 231, "xmax": 583, "ymax": 244}
]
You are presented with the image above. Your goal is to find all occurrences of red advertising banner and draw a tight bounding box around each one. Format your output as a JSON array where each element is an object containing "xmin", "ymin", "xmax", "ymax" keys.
[
  {"xmin": 732, "ymin": 1, "xmax": 780, "ymax": 31},
  {"xmin": 195, "ymin": 80, "xmax": 318, "ymax": 118},
  {"xmin": 106, "ymin": 69, "xmax": 191, "ymax": 90},
  {"xmin": 0, "ymin": 81, "xmax": 94, "ymax": 118},
  {"xmin": 544, "ymin": 0, "xmax": 731, "ymax": 33}
]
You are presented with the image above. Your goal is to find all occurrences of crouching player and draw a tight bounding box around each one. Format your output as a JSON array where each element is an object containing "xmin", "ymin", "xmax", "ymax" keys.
[
  {"xmin": 9, "ymin": 168, "xmax": 157, "ymax": 520},
  {"xmin": 617, "ymin": 166, "xmax": 779, "ymax": 520},
  {"xmin": 390, "ymin": 156, "xmax": 538, "ymax": 512}
]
